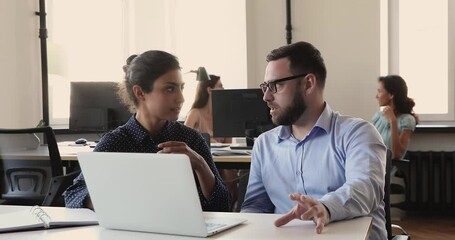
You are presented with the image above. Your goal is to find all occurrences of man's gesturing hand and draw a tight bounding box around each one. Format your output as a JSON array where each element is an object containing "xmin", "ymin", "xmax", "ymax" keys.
[{"xmin": 274, "ymin": 193, "xmax": 330, "ymax": 234}]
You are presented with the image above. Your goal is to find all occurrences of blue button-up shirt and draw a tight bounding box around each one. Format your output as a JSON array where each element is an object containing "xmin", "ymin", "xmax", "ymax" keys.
[{"xmin": 241, "ymin": 104, "xmax": 387, "ymax": 240}]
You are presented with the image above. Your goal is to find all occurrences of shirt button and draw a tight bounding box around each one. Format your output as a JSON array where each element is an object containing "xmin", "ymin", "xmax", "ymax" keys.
[{"xmin": 296, "ymin": 171, "xmax": 301, "ymax": 175}]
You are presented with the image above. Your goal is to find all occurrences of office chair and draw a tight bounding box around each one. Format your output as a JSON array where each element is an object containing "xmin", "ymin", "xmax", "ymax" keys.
[
  {"xmin": 42, "ymin": 170, "xmax": 81, "ymax": 206},
  {"xmin": 0, "ymin": 126, "xmax": 63, "ymax": 205},
  {"xmin": 384, "ymin": 149, "xmax": 410, "ymax": 240},
  {"xmin": 391, "ymin": 158, "xmax": 411, "ymax": 208}
]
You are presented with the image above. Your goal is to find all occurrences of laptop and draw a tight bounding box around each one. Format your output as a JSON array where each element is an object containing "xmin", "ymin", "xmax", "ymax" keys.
[{"xmin": 77, "ymin": 152, "xmax": 246, "ymax": 237}]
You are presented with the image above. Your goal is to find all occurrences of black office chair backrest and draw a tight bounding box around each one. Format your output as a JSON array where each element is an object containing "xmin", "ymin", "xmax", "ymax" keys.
[
  {"xmin": 384, "ymin": 149, "xmax": 393, "ymax": 239},
  {"xmin": 42, "ymin": 170, "xmax": 81, "ymax": 206},
  {"xmin": 0, "ymin": 126, "xmax": 63, "ymax": 205},
  {"xmin": 200, "ymin": 132, "xmax": 210, "ymax": 149},
  {"xmin": 384, "ymin": 149, "xmax": 410, "ymax": 240}
]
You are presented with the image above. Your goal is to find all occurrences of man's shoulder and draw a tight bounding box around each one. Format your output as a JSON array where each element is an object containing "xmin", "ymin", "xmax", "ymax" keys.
[
  {"xmin": 258, "ymin": 125, "xmax": 281, "ymax": 138},
  {"xmin": 332, "ymin": 112, "xmax": 377, "ymax": 134},
  {"xmin": 329, "ymin": 111, "xmax": 385, "ymax": 151},
  {"xmin": 253, "ymin": 126, "xmax": 283, "ymax": 151}
]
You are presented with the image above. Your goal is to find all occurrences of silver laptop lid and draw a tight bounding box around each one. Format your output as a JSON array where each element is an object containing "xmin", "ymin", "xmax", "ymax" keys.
[{"xmin": 77, "ymin": 152, "xmax": 209, "ymax": 237}]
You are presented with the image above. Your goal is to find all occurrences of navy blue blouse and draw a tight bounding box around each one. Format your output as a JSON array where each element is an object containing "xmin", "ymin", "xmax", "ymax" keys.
[{"xmin": 64, "ymin": 115, "xmax": 231, "ymax": 211}]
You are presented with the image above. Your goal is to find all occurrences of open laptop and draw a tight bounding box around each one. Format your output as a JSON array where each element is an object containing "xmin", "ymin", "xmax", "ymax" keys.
[{"xmin": 77, "ymin": 152, "xmax": 246, "ymax": 237}]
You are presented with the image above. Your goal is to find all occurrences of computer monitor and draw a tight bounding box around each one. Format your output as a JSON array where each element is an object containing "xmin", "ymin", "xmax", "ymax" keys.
[
  {"xmin": 212, "ymin": 89, "xmax": 274, "ymax": 146},
  {"xmin": 69, "ymin": 82, "xmax": 131, "ymax": 132}
]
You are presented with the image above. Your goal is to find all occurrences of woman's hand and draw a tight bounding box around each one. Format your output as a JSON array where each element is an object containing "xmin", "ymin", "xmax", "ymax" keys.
[
  {"xmin": 157, "ymin": 141, "xmax": 207, "ymax": 171},
  {"xmin": 382, "ymin": 106, "xmax": 397, "ymax": 123},
  {"xmin": 157, "ymin": 141, "xmax": 215, "ymax": 199}
]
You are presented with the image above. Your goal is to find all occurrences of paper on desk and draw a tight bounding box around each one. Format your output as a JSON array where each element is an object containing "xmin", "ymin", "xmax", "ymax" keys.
[{"xmin": 211, "ymin": 149, "xmax": 251, "ymax": 156}]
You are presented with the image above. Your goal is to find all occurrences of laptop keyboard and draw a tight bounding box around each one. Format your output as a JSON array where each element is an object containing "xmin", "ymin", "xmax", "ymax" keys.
[{"xmin": 206, "ymin": 222, "xmax": 227, "ymax": 232}]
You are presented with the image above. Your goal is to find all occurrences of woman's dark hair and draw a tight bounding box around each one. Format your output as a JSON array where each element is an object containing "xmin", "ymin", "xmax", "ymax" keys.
[
  {"xmin": 118, "ymin": 50, "xmax": 180, "ymax": 112},
  {"xmin": 122, "ymin": 54, "xmax": 138, "ymax": 73},
  {"xmin": 266, "ymin": 41, "xmax": 327, "ymax": 89},
  {"xmin": 379, "ymin": 75, "xmax": 418, "ymax": 123},
  {"xmin": 191, "ymin": 75, "xmax": 220, "ymax": 109},
  {"xmin": 126, "ymin": 54, "xmax": 138, "ymax": 65}
]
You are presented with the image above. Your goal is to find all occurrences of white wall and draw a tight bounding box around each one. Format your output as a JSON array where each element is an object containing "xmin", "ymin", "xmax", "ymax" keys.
[
  {"xmin": 246, "ymin": 0, "xmax": 380, "ymax": 121},
  {"xmin": 246, "ymin": 0, "xmax": 287, "ymax": 89},
  {"xmin": 1, "ymin": 0, "xmax": 454, "ymax": 150},
  {"xmin": 128, "ymin": 0, "xmax": 248, "ymax": 117},
  {"xmin": 300, "ymin": 0, "xmax": 381, "ymax": 121},
  {"xmin": 0, "ymin": 0, "xmax": 42, "ymax": 128},
  {"xmin": 0, "ymin": 0, "xmax": 390, "ymax": 126}
]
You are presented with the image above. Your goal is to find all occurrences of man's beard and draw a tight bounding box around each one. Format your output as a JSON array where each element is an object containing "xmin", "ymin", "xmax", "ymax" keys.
[{"xmin": 272, "ymin": 88, "xmax": 306, "ymax": 125}]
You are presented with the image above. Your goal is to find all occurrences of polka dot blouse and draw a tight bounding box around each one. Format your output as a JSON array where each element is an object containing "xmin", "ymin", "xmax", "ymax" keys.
[{"xmin": 64, "ymin": 115, "xmax": 231, "ymax": 212}]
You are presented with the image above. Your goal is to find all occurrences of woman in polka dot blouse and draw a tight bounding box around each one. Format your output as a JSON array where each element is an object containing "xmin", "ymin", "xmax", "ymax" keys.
[{"xmin": 64, "ymin": 50, "xmax": 231, "ymax": 212}]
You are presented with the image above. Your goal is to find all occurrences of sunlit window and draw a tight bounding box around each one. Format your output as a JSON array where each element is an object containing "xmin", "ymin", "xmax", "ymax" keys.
[
  {"xmin": 48, "ymin": 0, "xmax": 124, "ymax": 127},
  {"xmin": 46, "ymin": 0, "xmax": 247, "ymax": 128},
  {"xmin": 385, "ymin": 0, "xmax": 453, "ymax": 122}
]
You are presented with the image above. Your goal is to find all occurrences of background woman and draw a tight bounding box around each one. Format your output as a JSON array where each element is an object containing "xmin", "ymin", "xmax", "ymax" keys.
[
  {"xmin": 185, "ymin": 75, "xmax": 240, "ymax": 211},
  {"xmin": 372, "ymin": 75, "xmax": 418, "ymax": 207},
  {"xmin": 372, "ymin": 75, "xmax": 418, "ymax": 159},
  {"xmin": 185, "ymin": 74, "xmax": 230, "ymax": 143}
]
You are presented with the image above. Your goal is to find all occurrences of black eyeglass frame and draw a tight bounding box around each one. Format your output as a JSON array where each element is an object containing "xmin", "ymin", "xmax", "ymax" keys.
[{"xmin": 260, "ymin": 73, "xmax": 309, "ymax": 93}]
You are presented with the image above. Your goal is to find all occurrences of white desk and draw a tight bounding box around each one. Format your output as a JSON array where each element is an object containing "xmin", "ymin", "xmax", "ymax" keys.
[
  {"xmin": 57, "ymin": 142, "xmax": 251, "ymax": 169},
  {"xmin": 0, "ymin": 206, "xmax": 372, "ymax": 240},
  {"xmin": 1, "ymin": 142, "xmax": 251, "ymax": 173}
]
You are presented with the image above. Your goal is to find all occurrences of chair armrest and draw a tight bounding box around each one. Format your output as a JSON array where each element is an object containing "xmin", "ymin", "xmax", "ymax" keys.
[
  {"xmin": 392, "ymin": 158, "xmax": 410, "ymax": 170},
  {"xmin": 391, "ymin": 224, "xmax": 410, "ymax": 240},
  {"xmin": 392, "ymin": 236, "xmax": 410, "ymax": 240}
]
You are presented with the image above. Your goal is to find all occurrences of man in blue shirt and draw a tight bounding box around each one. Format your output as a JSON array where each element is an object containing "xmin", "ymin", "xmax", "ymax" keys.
[{"xmin": 241, "ymin": 41, "xmax": 387, "ymax": 240}]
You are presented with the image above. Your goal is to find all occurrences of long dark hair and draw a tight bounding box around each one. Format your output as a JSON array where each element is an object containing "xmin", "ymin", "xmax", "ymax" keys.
[
  {"xmin": 379, "ymin": 75, "xmax": 418, "ymax": 124},
  {"xmin": 191, "ymin": 75, "xmax": 220, "ymax": 109},
  {"xmin": 118, "ymin": 50, "xmax": 180, "ymax": 112}
]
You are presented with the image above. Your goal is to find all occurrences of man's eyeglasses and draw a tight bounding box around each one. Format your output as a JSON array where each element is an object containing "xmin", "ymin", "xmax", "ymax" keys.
[{"xmin": 259, "ymin": 73, "xmax": 308, "ymax": 93}]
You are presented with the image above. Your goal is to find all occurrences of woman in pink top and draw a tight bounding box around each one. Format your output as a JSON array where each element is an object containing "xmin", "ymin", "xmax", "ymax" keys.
[
  {"xmin": 185, "ymin": 74, "xmax": 239, "ymax": 210},
  {"xmin": 185, "ymin": 74, "xmax": 229, "ymax": 144}
]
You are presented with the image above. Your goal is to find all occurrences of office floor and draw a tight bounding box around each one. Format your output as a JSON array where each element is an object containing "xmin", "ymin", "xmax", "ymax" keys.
[{"xmin": 392, "ymin": 216, "xmax": 455, "ymax": 240}]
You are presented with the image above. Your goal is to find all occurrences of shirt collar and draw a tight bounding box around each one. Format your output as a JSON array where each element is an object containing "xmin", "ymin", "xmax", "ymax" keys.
[
  {"xmin": 314, "ymin": 102, "xmax": 332, "ymax": 134},
  {"xmin": 277, "ymin": 102, "xmax": 333, "ymax": 142},
  {"xmin": 124, "ymin": 114, "xmax": 171, "ymax": 143}
]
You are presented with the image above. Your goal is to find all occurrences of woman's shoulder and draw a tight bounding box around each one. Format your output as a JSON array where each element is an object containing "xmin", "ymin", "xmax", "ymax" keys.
[
  {"xmin": 94, "ymin": 125, "xmax": 134, "ymax": 151},
  {"xmin": 398, "ymin": 113, "xmax": 417, "ymax": 129},
  {"xmin": 186, "ymin": 108, "xmax": 203, "ymax": 120},
  {"xmin": 184, "ymin": 108, "xmax": 202, "ymax": 127},
  {"xmin": 187, "ymin": 108, "xmax": 202, "ymax": 115},
  {"xmin": 398, "ymin": 113, "xmax": 415, "ymax": 119},
  {"xmin": 166, "ymin": 121, "xmax": 209, "ymax": 151},
  {"xmin": 371, "ymin": 111, "xmax": 385, "ymax": 125},
  {"xmin": 168, "ymin": 121, "xmax": 203, "ymax": 136}
]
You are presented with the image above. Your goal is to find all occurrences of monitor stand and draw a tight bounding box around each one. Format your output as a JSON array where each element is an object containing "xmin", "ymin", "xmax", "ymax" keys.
[
  {"xmin": 230, "ymin": 145, "xmax": 253, "ymax": 150},
  {"xmin": 229, "ymin": 129, "xmax": 255, "ymax": 150}
]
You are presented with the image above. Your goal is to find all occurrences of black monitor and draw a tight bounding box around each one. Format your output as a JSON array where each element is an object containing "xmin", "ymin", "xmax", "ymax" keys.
[
  {"xmin": 212, "ymin": 89, "xmax": 275, "ymax": 146},
  {"xmin": 69, "ymin": 82, "xmax": 131, "ymax": 132}
]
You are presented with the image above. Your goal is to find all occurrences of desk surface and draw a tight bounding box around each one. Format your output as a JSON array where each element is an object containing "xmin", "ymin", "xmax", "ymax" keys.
[
  {"xmin": 0, "ymin": 143, "xmax": 250, "ymax": 162},
  {"xmin": 57, "ymin": 142, "xmax": 251, "ymax": 164},
  {"xmin": 0, "ymin": 206, "xmax": 371, "ymax": 240}
]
